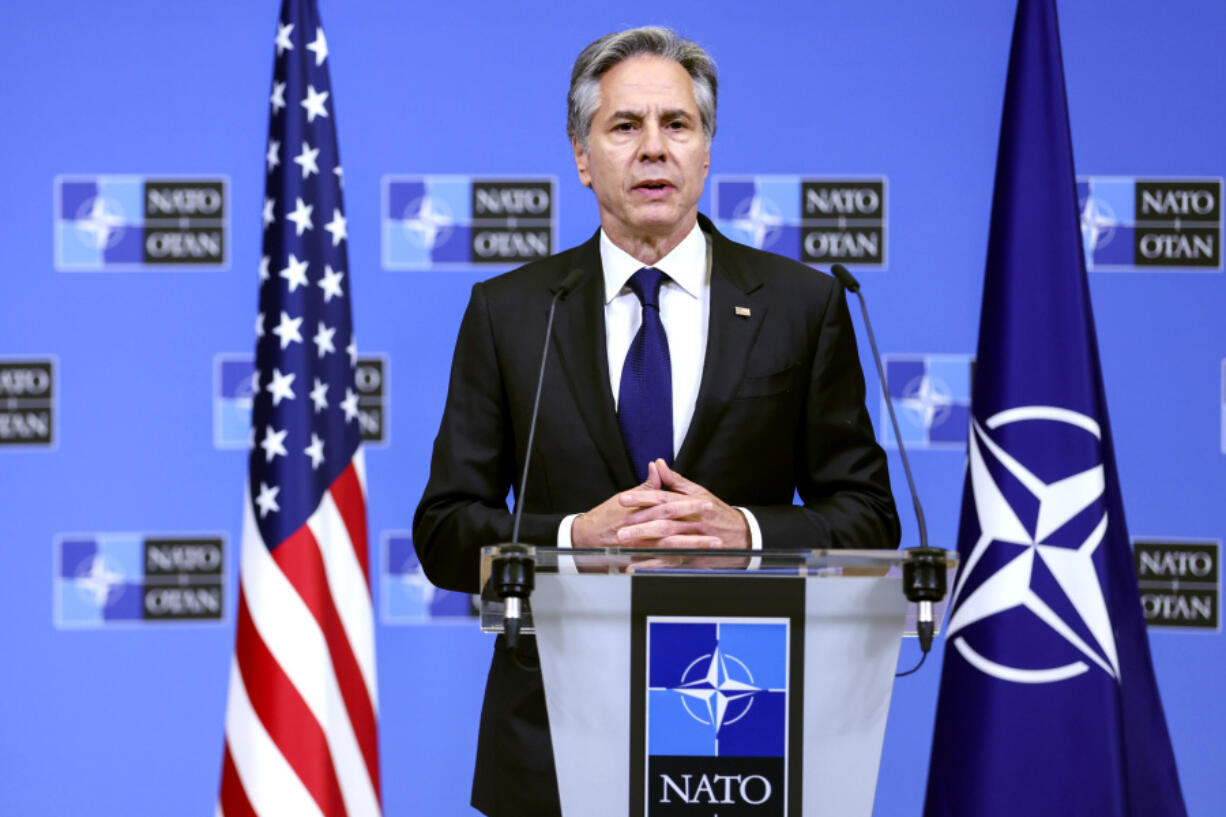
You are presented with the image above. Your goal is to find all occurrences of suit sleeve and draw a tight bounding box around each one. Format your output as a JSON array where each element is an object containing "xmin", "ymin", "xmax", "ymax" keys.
[
  {"xmin": 412, "ymin": 282, "xmax": 565, "ymax": 594},
  {"xmin": 745, "ymin": 284, "xmax": 901, "ymax": 550}
]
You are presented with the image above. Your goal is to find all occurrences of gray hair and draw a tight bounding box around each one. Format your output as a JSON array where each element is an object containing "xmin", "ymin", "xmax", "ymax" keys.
[{"xmin": 567, "ymin": 26, "xmax": 718, "ymax": 152}]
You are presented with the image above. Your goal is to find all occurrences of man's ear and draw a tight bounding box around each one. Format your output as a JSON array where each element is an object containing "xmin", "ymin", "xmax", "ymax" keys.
[{"xmin": 572, "ymin": 139, "xmax": 591, "ymax": 188}]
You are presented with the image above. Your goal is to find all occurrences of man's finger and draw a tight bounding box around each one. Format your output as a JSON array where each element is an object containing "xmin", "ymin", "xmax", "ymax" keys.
[
  {"xmin": 645, "ymin": 460, "xmax": 663, "ymax": 490},
  {"xmin": 654, "ymin": 535, "xmax": 724, "ymax": 549},
  {"xmin": 621, "ymin": 498, "xmax": 713, "ymax": 526},
  {"xmin": 654, "ymin": 458, "xmax": 705, "ymax": 496},
  {"xmin": 616, "ymin": 518, "xmax": 706, "ymax": 543},
  {"xmin": 618, "ymin": 488, "xmax": 687, "ymax": 507}
]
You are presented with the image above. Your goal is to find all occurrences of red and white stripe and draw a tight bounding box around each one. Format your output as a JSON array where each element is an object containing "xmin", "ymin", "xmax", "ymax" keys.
[{"xmin": 220, "ymin": 454, "xmax": 381, "ymax": 817}]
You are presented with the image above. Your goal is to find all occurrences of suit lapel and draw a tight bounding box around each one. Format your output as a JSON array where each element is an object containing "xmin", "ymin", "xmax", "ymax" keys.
[
  {"xmin": 675, "ymin": 219, "xmax": 766, "ymax": 472},
  {"xmin": 551, "ymin": 232, "xmax": 639, "ymax": 487}
]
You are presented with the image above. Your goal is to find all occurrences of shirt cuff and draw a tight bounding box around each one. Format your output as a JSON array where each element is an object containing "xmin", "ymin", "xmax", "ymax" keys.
[
  {"xmin": 735, "ymin": 507, "xmax": 763, "ymax": 571},
  {"xmin": 556, "ymin": 513, "xmax": 579, "ymax": 574}
]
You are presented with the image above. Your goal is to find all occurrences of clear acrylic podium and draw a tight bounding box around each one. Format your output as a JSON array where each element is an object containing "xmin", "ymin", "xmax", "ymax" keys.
[{"xmin": 480, "ymin": 546, "xmax": 957, "ymax": 817}]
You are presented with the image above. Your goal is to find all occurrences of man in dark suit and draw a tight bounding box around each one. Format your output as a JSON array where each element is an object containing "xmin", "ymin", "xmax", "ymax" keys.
[{"xmin": 413, "ymin": 26, "xmax": 899, "ymax": 817}]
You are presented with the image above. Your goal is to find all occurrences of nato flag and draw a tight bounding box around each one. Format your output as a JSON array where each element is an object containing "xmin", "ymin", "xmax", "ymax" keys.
[{"xmin": 922, "ymin": 1, "xmax": 1187, "ymax": 816}]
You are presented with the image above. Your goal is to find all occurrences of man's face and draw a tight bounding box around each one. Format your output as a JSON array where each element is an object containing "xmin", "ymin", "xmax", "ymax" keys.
[{"xmin": 573, "ymin": 55, "xmax": 711, "ymax": 248}]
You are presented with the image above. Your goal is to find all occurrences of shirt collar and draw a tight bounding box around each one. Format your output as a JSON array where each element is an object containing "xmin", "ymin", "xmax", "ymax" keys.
[{"xmin": 600, "ymin": 221, "xmax": 707, "ymax": 304}]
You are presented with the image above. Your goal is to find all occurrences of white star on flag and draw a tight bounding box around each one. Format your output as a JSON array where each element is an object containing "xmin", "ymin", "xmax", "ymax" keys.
[
  {"xmin": 260, "ymin": 425, "xmax": 289, "ymax": 462},
  {"xmin": 265, "ymin": 368, "xmax": 297, "ymax": 406},
  {"xmin": 270, "ymin": 80, "xmax": 287, "ymax": 113},
  {"xmin": 286, "ymin": 197, "xmax": 314, "ymax": 236},
  {"xmin": 946, "ymin": 415, "xmax": 1120, "ymax": 683},
  {"xmin": 255, "ymin": 312, "xmax": 265, "ymax": 338},
  {"xmin": 254, "ymin": 481, "xmax": 280, "ymax": 518},
  {"xmin": 340, "ymin": 388, "xmax": 360, "ymax": 422},
  {"xmin": 271, "ymin": 310, "xmax": 304, "ymax": 348},
  {"xmin": 306, "ymin": 27, "xmax": 328, "ymax": 66},
  {"xmin": 293, "ymin": 141, "xmax": 320, "ymax": 178},
  {"xmin": 301, "ymin": 85, "xmax": 330, "ymax": 123},
  {"xmin": 274, "ymin": 22, "xmax": 294, "ymax": 56},
  {"xmin": 266, "ymin": 139, "xmax": 280, "ymax": 172},
  {"xmin": 324, "ymin": 208, "xmax": 347, "ymax": 246},
  {"xmin": 318, "ymin": 265, "xmax": 344, "ymax": 302},
  {"xmin": 258, "ymin": 255, "xmax": 270, "ymax": 281},
  {"xmin": 313, "ymin": 322, "xmax": 337, "ymax": 357},
  {"xmin": 309, "ymin": 378, "xmax": 329, "ymax": 412},
  {"xmin": 304, "ymin": 432, "xmax": 325, "ymax": 469},
  {"xmin": 262, "ymin": 198, "xmax": 276, "ymax": 229},
  {"xmin": 279, "ymin": 253, "xmax": 309, "ymax": 292},
  {"xmin": 347, "ymin": 339, "xmax": 357, "ymax": 366}
]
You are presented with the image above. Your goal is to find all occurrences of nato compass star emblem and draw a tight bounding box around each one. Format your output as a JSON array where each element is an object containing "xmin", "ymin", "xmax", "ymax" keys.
[
  {"xmin": 1080, "ymin": 193, "xmax": 1118, "ymax": 254},
  {"xmin": 401, "ymin": 195, "xmax": 454, "ymax": 249},
  {"xmin": 730, "ymin": 195, "xmax": 783, "ymax": 250},
  {"xmin": 673, "ymin": 646, "xmax": 761, "ymax": 731},
  {"xmin": 945, "ymin": 406, "xmax": 1120, "ymax": 685},
  {"xmin": 74, "ymin": 195, "xmax": 126, "ymax": 250},
  {"xmin": 74, "ymin": 553, "xmax": 125, "ymax": 607},
  {"xmin": 899, "ymin": 372, "xmax": 954, "ymax": 431}
]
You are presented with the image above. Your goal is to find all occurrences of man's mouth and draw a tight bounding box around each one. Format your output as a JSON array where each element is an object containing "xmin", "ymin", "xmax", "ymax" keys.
[{"xmin": 634, "ymin": 180, "xmax": 673, "ymax": 195}]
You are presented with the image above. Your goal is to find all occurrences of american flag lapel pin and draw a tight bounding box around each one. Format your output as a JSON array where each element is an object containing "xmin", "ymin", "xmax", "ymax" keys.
[{"xmin": 735, "ymin": 306, "xmax": 751, "ymax": 318}]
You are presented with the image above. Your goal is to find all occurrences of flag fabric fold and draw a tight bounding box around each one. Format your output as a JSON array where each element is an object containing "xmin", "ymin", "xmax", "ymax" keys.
[
  {"xmin": 219, "ymin": 2, "xmax": 381, "ymax": 816},
  {"xmin": 923, "ymin": 1, "xmax": 1186, "ymax": 815}
]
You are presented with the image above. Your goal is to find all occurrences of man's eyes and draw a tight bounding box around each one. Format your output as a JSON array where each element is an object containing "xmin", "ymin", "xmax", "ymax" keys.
[{"xmin": 611, "ymin": 120, "xmax": 690, "ymax": 132}]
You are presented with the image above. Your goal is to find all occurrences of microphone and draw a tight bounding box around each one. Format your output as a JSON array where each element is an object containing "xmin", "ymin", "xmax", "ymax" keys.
[
  {"xmin": 493, "ymin": 267, "xmax": 586, "ymax": 655},
  {"xmin": 829, "ymin": 264, "xmax": 945, "ymax": 665}
]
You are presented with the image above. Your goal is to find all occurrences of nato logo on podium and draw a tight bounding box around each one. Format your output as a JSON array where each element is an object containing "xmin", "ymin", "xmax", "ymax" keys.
[{"xmin": 646, "ymin": 618, "xmax": 790, "ymax": 815}]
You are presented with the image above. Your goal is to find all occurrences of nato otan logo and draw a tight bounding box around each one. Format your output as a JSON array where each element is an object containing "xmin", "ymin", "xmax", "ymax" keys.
[
  {"xmin": 54, "ymin": 176, "xmax": 229, "ymax": 270},
  {"xmin": 1078, "ymin": 176, "xmax": 1222, "ymax": 271},
  {"xmin": 55, "ymin": 534, "xmax": 226, "ymax": 627},
  {"xmin": 382, "ymin": 175, "xmax": 556, "ymax": 269},
  {"xmin": 880, "ymin": 355, "xmax": 972, "ymax": 449},
  {"xmin": 712, "ymin": 176, "xmax": 887, "ymax": 268},
  {"xmin": 0, "ymin": 358, "xmax": 56, "ymax": 448},
  {"xmin": 1134, "ymin": 539, "xmax": 1219, "ymax": 631},
  {"xmin": 646, "ymin": 618, "xmax": 788, "ymax": 815},
  {"xmin": 381, "ymin": 532, "xmax": 475, "ymax": 624},
  {"xmin": 214, "ymin": 353, "xmax": 389, "ymax": 448}
]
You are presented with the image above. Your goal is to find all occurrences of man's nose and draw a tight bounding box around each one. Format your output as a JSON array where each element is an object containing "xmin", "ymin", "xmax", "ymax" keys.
[{"xmin": 638, "ymin": 121, "xmax": 666, "ymax": 161}]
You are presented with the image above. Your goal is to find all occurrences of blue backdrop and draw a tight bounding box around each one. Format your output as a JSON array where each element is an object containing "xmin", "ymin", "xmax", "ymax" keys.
[{"xmin": 2, "ymin": 1, "xmax": 1223, "ymax": 815}]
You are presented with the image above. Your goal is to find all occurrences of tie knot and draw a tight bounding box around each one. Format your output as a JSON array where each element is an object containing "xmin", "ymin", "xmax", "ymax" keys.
[{"xmin": 627, "ymin": 267, "xmax": 667, "ymax": 309}]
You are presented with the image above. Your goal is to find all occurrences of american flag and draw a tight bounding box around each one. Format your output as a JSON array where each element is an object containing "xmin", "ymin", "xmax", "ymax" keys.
[{"xmin": 219, "ymin": 2, "xmax": 382, "ymax": 816}]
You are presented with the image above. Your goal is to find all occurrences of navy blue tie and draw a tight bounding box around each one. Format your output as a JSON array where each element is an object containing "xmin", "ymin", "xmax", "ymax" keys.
[{"xmin": 618, "ymin": 267, "xmax": 673, "ymax": 482}]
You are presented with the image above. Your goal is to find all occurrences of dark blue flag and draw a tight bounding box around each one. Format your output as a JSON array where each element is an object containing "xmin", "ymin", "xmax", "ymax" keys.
[{"xmin": 923, "ymin": 1, "xmax": 1186, "ymax": 816}]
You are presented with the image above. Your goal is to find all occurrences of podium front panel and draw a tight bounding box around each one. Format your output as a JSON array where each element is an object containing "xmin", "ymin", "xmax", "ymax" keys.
[{"xmin": 532, "ymin": 570, "xmax": 907, "ymax": 817}]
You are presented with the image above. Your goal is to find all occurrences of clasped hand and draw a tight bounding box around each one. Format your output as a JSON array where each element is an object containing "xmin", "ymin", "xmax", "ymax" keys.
[{"xmin": 571, "ymin": 459, "xmax": 750, "ymax": 562}]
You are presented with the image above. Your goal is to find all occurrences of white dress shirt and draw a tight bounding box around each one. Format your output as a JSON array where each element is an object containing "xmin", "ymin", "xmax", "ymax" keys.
[{"xmin": 556, "ymin": 222, "xmax": 763, "ymax": 558}]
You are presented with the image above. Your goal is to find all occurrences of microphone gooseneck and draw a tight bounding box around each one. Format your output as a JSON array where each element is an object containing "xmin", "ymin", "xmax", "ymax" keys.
[
  {"xmin": 830, "ymin": 264, "xmax": 928, "ymax": 552},
  {"xmin": 494, "ymin": 267, "xmax": 586, "ymax": 661},
  {"xmin": 510, "ymin": 266, "xmax": 585, "ymax": 545},
  {"xmin": 829, "ymin": 264, "xmax": 946, "ymax": 668}
]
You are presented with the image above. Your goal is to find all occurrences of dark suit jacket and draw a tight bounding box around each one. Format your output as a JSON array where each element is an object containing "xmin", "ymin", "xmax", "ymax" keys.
[{"xmin": 413, "ymin": 214, "xmax": 900, "ymax": 816}]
